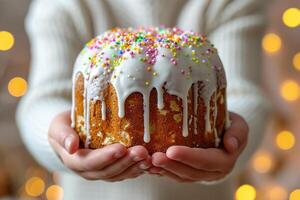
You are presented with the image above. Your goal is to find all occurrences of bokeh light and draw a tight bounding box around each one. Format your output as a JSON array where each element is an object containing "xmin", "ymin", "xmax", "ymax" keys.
[
  {"xmin": 252, "ymin": 150, "xmax": 273, "ymax": 173},
  {"xmin": 280, "ymin": 80, "xmax": 300, "ymax": 101},
  {"xmin": 262, "ymin": 33, "xmax": 282, "ymax": 53},
  {"xmin": 265, "ymin": 185, "xmax": 288, "ymax": 200},
  {"xmin": 0, "ymin": 31, "xmax": 14, "ymax": 51},
  {"xmin": 276, "ymin": 130, "xmax": 295, "ymax": 150},
  {"xmin": 235, "ymin": 184, "xmax": 256, "ymax": 200},
  {"xmin": 293, "ymin": 52, "xmax": 300, "ymax": 71},
  {"xmin": 7, "ymin": 77, "xmax": 28, "ymax": 97},
  {"xmin": 25, "ymin": 177, "xmax": 45, "ymax": 197},
  {"xmin": 290, "ymin": 189, "xmax": 300, "ymax": 200},
  {"xmin": 282, "ymin": 8, "xmax": 300, "ymax": 28},
  {"xmin": 46, "ymin": 185, "xmax": 63, "ymax": 200}
]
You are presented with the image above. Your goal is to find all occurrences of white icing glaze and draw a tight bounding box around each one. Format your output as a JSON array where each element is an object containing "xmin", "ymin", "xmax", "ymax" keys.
[
  {"xmin": 213, "ymin": 92, "xmax": 220, "ymax": 147},
  {"xmin": 101, "ymin": 98, "xmax": 106, "ymax": 120},
  {"xmin": 71, "ymin": 27, "xmax": 229, "ymax": 147},
  {"xmin": 193, "ymin": 83, "xmax": 198, "ymax": 135},
  {"xmin": 85, "ymin": 85, "xmax": 90, "ymax": 148}
]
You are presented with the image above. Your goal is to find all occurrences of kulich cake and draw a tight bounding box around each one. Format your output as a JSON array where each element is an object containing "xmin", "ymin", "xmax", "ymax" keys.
[{"xmin": 71, "ymin": 26, "xmax": 230, "ymax": 154}]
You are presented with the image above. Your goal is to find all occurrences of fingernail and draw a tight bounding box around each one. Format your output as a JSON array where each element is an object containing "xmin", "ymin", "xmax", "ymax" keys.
[
  {"xmin": 114, "ymin": 151, "xmax": 126, "ymax": 159},
  {"xmin": 229, "ymin": 137, "xmax": 239, "ymax": 151},
  {"xmin": 132, "ymin": 156, "xmax": 143, "ymax": 162},
  {"xmin": 139, "ymin": 163, "xmax": 151, "ymax": 170},
  {"xmin": 64, "ymin": 135, "xmax": 73, "ymax": 153}
]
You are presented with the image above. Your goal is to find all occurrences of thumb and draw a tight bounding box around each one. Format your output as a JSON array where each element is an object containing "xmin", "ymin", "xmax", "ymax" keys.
[
  {"xmin": 48, "ymin": 111, "xmax": 79, "ymax": 154},
  {"xmin": 223, "ymin": 112, "xmax": 249, "ymax": 154}
]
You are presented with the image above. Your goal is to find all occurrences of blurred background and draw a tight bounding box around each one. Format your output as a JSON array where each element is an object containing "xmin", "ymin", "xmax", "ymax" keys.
[{"xmin": 0, "ymin": 0, "xmax": 300, "ymax": 199}]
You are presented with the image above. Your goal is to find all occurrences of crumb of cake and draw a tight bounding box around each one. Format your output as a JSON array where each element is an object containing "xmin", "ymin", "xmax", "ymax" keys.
[
  {"xmin": 173, "ymin": 113, "xmax": 182, "ymax": 123},
  {"xmin": 122, "ymin": 122, "xmax": 131, "ymax": 130},
  {"xmin": 171, "ymin": 133, "xmax": 175, "ymax": 139},
  {"xmin": 128, "ymin": 98, "xmax": 139, "ymax": 105},
  {"xmin": 149, "ymin": 123, "xmax": 156, "ymax": 133},
  {"xmin": 103, "ymin": 135, "xmax": 115, "ymax": 145},
  {"xmin": 170, "ymin": 100, "xmax": 180, "ymax": 112},
  {"xmin": 76, "ymin": 115, "xmax": 85, "ymax": 126},
  {"xmin": 96, "ymin": 131, "xmax": 104, "ymax": 139},
  {"xmin": 119, "ymin": 131, "xmax": 131, "ymax": 146},
  {"xmin": 159, "ymin": 109, "xmax": 168, "ymax": 116}
]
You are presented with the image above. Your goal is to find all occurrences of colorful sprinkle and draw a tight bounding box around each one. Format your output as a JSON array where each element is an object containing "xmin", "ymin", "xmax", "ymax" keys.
[
  {"xmin": 82, "ymin": 26, "xmax": 216, "ymax": 80},
  {"xmin": 147, "ymin": 66, "xmax": 152, "ymax": 72}
]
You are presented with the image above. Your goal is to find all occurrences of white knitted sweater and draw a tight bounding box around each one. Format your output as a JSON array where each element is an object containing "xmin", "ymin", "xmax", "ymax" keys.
[{"xmin": 16, "ymin": 0, "xmax": 271, "ymax": 199}]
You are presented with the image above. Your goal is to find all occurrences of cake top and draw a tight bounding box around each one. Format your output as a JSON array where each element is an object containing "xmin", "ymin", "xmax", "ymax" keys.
[{"xmin": 76, "ymin": 26, "xmax": 219, "ymax": 81}]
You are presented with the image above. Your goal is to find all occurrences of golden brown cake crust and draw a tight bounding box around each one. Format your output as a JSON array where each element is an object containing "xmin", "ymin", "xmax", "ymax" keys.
[{"xmin": 74, "ymin": 72, "xmax": 227, "ymax": 154}]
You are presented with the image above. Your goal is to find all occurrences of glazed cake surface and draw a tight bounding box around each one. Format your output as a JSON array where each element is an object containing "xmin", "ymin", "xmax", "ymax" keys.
[{"xmin": 71, "ymin": 27, "xmax": 230, "ymax": 153}]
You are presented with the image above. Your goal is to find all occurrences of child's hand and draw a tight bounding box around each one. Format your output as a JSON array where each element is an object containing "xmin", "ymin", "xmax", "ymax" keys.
[
  {"xmin": 148, "ymin": 112, "xmax": 249, "ymax": 183},
  {"xmin": 48, "ymin": 111, "xmax": 152, "ymax": 182}
]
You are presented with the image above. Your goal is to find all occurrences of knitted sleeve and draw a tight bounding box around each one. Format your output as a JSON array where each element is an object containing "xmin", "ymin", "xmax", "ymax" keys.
[{"xmin": 16, "ymin": 0, "xmax": 83, "ymax": 172}]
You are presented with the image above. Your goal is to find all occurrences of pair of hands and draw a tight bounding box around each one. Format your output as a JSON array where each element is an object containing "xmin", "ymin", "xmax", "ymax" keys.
[{"xmin": 48, "ymin": 111, "xmax": 248, "ymax": 183}]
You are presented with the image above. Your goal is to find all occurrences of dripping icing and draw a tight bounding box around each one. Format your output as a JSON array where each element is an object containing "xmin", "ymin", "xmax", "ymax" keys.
[
  {"xmin": 101, "ymin": 98, "xmax": 106, "ymax": 120},
  {"xmin": 193, "ymin": 83, "xmax": 198, "ymax": 135}
]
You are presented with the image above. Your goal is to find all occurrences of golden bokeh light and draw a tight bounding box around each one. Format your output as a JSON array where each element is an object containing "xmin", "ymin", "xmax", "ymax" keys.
[
  {"xmin": 276, "ymin": 130, "xmax": 295, "ymax": 150},
  {"xmin": 293, "ymin": 52, "xmax": 300, "ymax": 71},
  {"xmin": 7, "ymin": 77, "xmax": 28, "ymax": 97},
  {"xmin": 46, "ymin": 185, "xmax": 64, "ymax": 200},
  {"xmin": 235, "ymin": 184, "xmax": 256, "ymax": 200},
  {"xmin": 265, "ymin": 185, "xmax": 287, "ymax": 200},
  {"xmin": 252, "ymin": 151, "xmax": 273, "ymax": 173},
  {"xmin": 25, "ymin": 177, "xmax": 45, "ymax": 197},
  {"xmin": 0, "ymin": 31, "xmax": 14, "ymax": 51},
  {"xmin": 262, "ymin": 33, "xmax": 282, "ymax": 53},
  {"xmin": 290, "ymin": 189, "xmax": 300, "ymax": 200},
  {"xmin": 280, "ymin": 80, "xmax": 300, "ymax": 101},
  {"xmin": 282, "ymin": 8, "xmax": 300, "ymax": 28}
]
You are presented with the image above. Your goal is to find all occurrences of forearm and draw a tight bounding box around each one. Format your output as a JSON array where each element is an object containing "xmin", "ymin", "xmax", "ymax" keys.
[
  {"xmin": 196, "ymin": 0, "xmax": 272, "ymax": 185},
  {"xmin": 16, "ymin": 0, "xmax": 82, "ymax": 172},
  {"xmin": 227, "ymin": 83, "xmax": 271, "ymax": 174},
  {"xmin": 16, "ymin": 93, "xmax": 72, "ymax": 172}
]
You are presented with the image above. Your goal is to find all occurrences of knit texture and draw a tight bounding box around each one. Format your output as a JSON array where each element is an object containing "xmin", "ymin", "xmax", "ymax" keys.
[{"xmin": 16, "ymin": 0, "xmax": 271, "ymax": 199}]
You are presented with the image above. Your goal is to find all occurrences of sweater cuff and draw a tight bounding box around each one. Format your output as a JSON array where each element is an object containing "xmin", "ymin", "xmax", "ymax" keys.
[{"xmin": 16, "ymin": 97, "xmax": 73, "ymax": 172}]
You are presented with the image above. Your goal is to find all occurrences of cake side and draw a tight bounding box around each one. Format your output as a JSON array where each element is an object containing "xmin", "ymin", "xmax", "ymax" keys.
[{"xmin": 74, "ymin": 73, "xmax": 227, "ymax": 154}]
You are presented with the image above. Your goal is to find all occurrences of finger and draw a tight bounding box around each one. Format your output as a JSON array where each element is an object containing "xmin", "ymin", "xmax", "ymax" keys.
[
  {"xmin": 78, "ymin": 146, "xmax": 149, "ymax": 179},
  {"xmin": 155, "ymin": 169, "xmax": 194, "ymax": 183},
  {"xmin": 148, "ymin": 166, "xmax": 163, "ymax": 174},
  {"xmin": 148, "ymin": 166, "xmax": 192, "ymax": 183},
  {"xmin": 98, "ymin": 145, "xmax": 149, "ymax": 176},
  {"xmin": 152, "ymin": 152, "xmax": 221, "ymax": 181},
  {"xmin": 103, "ymin": 158, "xmax": 152, "ymax": 182},
  {"xmin": 223, "ymin": 112, "xmax": 249, "ymax": 154},
  {"xmin": 166, "ymin": 146, "xmax": 232, "ymax": 172},
  {"xmin": 59, "ymin": 143, "xmax": 127, "ymax": 172},
  {"xmin": 48, "ymin": 111, "xmax": 79, "ymax": 154}
]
